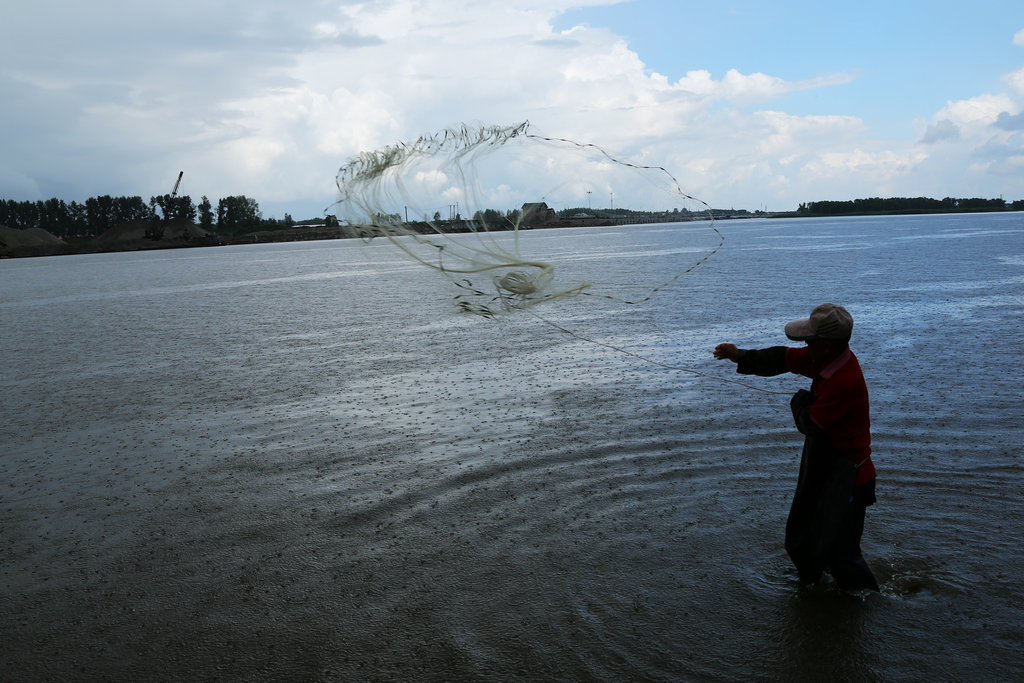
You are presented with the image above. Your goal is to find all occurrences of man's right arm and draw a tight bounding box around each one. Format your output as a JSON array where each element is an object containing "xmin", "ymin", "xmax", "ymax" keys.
[{"xmin": 714, "ymin": 344, "xmax": 789, "ymax": 377}]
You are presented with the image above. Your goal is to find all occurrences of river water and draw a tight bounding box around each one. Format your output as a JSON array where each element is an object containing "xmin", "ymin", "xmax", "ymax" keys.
[{"xmin": 2, "ymin": 213, "xmax": 1022, "ymax": 681}]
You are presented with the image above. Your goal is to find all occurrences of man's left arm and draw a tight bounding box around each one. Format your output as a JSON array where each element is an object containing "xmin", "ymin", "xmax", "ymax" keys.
[{"xmin": 790, "ymin": 389, "xmax": 827, "ymax": 438}]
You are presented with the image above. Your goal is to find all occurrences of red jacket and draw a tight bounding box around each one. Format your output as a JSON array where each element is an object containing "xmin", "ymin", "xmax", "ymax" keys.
[{"xmin": 785, "ymin": 347, "xmax": 876, "ymax": 486}]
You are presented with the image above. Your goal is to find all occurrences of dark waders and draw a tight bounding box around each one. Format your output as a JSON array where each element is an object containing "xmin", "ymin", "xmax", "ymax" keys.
[{"xmin": 785, "ymin": 430, "xmax": 879, "ymax": 591}]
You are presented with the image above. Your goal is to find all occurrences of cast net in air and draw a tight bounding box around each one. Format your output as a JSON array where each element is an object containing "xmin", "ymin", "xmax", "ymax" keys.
[{"xmin": 329, "ymin": 121, "xmax": 723, "ymax": 319}]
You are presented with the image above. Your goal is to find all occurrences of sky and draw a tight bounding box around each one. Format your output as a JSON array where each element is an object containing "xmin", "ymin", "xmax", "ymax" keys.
[{"xmin": 3, "ymin": 0, "xmax": 1024, "ymax": 219}]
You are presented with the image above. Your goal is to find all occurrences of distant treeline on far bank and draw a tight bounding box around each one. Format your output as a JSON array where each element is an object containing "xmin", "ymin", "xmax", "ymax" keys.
[
  {"xmin": 2, "ymin": 192, "xmax": 1021, "ymax": 245},
  {"xmin": 0, "ymin": 194, "xmax": 300, "ymax": 240},
  {"xmin": 796, "ymin": 196, "xmax": 1022, "ymax": 216}
]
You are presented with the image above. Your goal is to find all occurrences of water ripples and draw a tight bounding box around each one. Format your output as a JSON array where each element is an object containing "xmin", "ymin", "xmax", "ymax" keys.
[{"xmin": 3, "ymin": 214, "xmax": 1023, "ymax": 680}]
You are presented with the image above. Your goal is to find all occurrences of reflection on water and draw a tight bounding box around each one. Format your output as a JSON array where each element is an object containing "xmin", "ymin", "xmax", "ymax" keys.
[{"xmin": 2, "ymin": 213, "xmax": 1022, "ymax": 680}]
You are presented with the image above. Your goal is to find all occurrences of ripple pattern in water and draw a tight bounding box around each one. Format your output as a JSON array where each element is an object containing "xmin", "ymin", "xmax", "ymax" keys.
[{"xmin": 2, "ymin": 213, "xmax": 1022, "ymax": 680}]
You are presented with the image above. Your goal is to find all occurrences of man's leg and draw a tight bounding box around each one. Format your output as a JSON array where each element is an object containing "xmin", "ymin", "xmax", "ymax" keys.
[{"xmin": 826, "ymin": 493, "xmax": 879, "ymax": 591}]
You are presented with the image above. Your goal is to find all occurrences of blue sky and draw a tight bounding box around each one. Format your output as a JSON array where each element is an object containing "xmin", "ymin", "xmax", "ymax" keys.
[
  {"xmin": 2, "ymin": 0, "xmax": 1023, "ymax": 218},
  {"xmin": 557, "ymin": 1, "xmax": 1023, "ymax": 132}
]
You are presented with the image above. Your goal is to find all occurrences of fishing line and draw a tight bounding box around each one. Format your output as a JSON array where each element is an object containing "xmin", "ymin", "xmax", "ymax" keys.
[{"xmin": 522, "ymin": 307, "xmax": 793, "ymax": 396}]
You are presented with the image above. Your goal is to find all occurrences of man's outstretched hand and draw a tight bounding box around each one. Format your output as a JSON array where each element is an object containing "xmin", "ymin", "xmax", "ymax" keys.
[{"xmin": 713, "ymin": 343, "xmax": 740, "ymax": 363}]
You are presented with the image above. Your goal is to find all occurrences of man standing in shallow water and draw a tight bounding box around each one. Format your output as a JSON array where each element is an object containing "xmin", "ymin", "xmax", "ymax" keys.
[{"xmin": 714, "ymin": 303, "xmax": 880, "ymax": 591}]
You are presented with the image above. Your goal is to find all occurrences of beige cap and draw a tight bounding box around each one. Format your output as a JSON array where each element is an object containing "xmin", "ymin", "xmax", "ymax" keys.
[{"xmin": 785, "ymin": 303, "xmax": 854, "ymax": 341}]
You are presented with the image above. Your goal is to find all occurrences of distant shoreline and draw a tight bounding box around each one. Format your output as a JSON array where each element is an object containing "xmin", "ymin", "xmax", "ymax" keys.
[
  {"xmin": 771, "ymin": 207, "xmax": 1020, "ymax": 219},
  {"xmin": 2, "ymin": 207, "xmax": 1020, "ymax": 259}
]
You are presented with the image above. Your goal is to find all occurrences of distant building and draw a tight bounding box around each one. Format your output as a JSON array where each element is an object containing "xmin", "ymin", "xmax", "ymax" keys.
[{"xmin": 521, "ymin": 202, "xmax": 556, "ymax": 225}]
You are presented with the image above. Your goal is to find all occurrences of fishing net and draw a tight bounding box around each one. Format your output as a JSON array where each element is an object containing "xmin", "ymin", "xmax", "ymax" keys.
[{"xmin": 330, "ymin": 122, "xmax": 722, "ymax": 318}]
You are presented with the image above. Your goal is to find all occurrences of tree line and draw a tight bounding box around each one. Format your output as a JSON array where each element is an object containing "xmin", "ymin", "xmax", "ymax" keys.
[
  {"xmin": 0, "ymin": 194, "xmax": 294, "ymax": 238},
  {"xmin": 797, "ymin": 196, "xmax": 1024, "ymax": 215},
  {"xmin": 8, "ymin": 192, "xmax": 1020, "ymax": 240},
  {"xmin": 553, "ymin": 206, "xmax": 716, "ymax": 219}
]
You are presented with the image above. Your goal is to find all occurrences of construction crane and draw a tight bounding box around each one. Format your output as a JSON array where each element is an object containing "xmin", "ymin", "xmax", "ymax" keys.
[
  {"xmin": 146, "ymin": 171, "xmax": 184, "ymax": 240},
  {"xmin": 170, "ymin": 170, "xmax": 183, "ymax": 199}
]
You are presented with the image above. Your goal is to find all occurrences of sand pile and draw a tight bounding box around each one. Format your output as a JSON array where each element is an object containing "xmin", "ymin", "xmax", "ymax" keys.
[
  {"xmin": 0, "ymin": 225, "xmax": 69, "ymax": 258},
  {"xmin": 92, "ymin": 219, "xmax": 216, "ymax": 248},
  {"xmin": 1, "ymin": 220, "xmax": 220, "ymax": 258}
]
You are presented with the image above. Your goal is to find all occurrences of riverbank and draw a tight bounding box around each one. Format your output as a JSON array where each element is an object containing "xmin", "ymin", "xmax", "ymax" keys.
[
  {"xmin": 4, "ymin": 207, "xmax": 1021, "ymax": 259},
  {"xmin": 0, "ymin": 221, "xmax": 220, "ymax": 258}
]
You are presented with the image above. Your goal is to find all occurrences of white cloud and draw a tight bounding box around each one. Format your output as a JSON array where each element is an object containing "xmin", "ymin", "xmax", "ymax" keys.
[
  {"xmin": 1015, "ymin": 28, "xmax": 1024, "ymax": 47},
  {"xmin": 667, "ymin": 68, "xmax": 853, "ymax": 105},
  {"xmin": 918, "ymin": 57, "xmax": 1024, "ymax": 159},
  {"xmin": 910, "ymin": 47, "xmax": 1024, "ymax": 199},
  {"xmin": 753, "ymin": 110, "xmax": 866, "ymax": 156},
  {"xmin": 920, "ymin": 119, "xmax": 960, "ymax": 143},
  {"xmin": 934, "ymin": 93, "xmax": 1018, "ymax": 131},
  {"xmin": 414, "ymin": 169, "xmax": 450, "ymax": 192},
  {"xmin": 803, "ymin": 149, "xmax": 929, "ymax": 180},
  {"xmin": 1004, "ymin": 65, "xmax": 1024, "ymax": 96}
]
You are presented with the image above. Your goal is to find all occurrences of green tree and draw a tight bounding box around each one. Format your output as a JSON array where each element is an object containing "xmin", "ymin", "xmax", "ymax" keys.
[
  {"xmin": 150, "ymin": 194, "xmax": 195, "ymax": 222},
  {"xmin": 85, "ymin": 195, "xmax": 116, "ymax": 235},
  {"xmin": 198, "ymin": 196, "xmax": 214, "ymax": 231},
  {"xmin": 217, "ymin": 195, "xmax": 262, "ymax": 234},
  {"xmin": 473, "ymin": 208, "xmax": 512, "ymax": 229},
  {"xmin": 374, "ymin": 211, "xmax": 401, "ymax": 224},
  {"xmin": 6, "ymin": 201, "xmax": 29, "ymax": 230},
  {"xmin": 67, "ymin": 200, "xmax": 88, "ymax": 236},
  {"xmin": 38, "ymin": 198, "xmax": 70, "ymax": 236},
  {"xmin": 114, "ymin": 196, "xmax": 156, "ymax": 224}
]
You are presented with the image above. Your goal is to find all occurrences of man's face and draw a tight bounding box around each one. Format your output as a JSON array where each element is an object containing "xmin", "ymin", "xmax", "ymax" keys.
[{"xmin": 805, "ymin": 338, "xmax": 842, "ymax": 367}]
